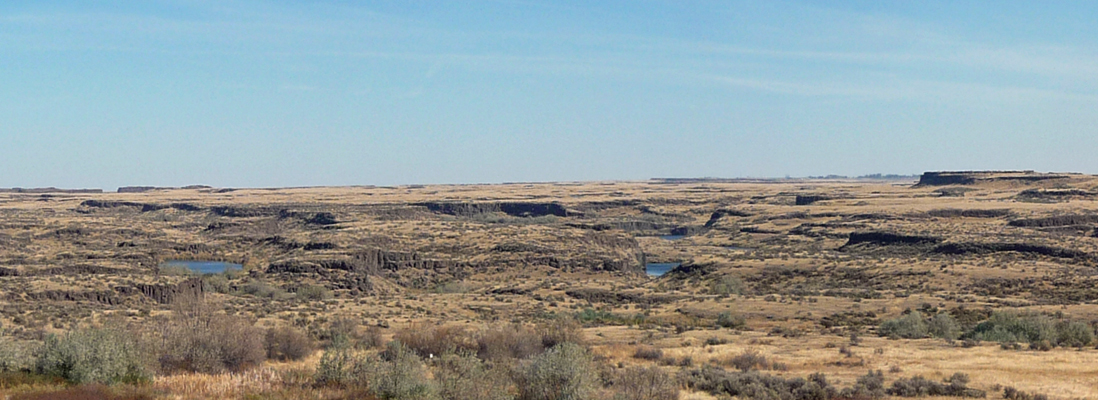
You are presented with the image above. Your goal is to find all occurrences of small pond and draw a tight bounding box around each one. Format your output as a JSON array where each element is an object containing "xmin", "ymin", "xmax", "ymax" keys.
[
  {"xmin": 726, "ymin": 246, "xmax": 755, "ymax": 251},
  {"xmin": 659, "ymin": 235, "xmax": 685, "ymax": 240},
  {"xmin": 646, "ymin": 262, "xmax": 681, "ymax": 277},
  {"xmin": 161, "ymin": 260, "xmax": 243, "ymax": 274}
]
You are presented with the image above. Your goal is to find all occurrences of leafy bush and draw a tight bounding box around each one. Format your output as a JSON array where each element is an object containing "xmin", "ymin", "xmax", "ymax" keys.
[
  {"xmin": 266, "ymin": 325, "xmax": 315, "ymax": 361},
  {"xmin": 717, "ymin": 312, "xmax": 747, "ymax": 330},
  {"xmin": 966, "ymin": 312, "xmax": 1056, "ymax": 345},
  {"xmin": 353, "ymin": 341, "xmax": 437, "ymax": 400},
  {"xmin": 517, "ymin": 342, "xmax": 598, "ymax": 400},
  {"xmin": 878, "ymin": 312, "xmax": 928, "ymax": 339},
  {"xmin": 886, "ymin": 373, "xmax": 985, "ymax": 398},
  {"xmin": 927, "ymin": 313, "xmax": 961, "ymax": 341},
  {"xmin": 1054, "ymin": 320, "xmax": 1094, "ymax": 348},
  {"xmin": 434, "ymin": 351, "xmax": 513, "ymax": 400},
  {"xmin": 35, "ymin": 326, "xmax": 152, "ymax": 385},
  {"xmin": 612, "ymin": 366, "xmax": 678, "ymax": 400}
]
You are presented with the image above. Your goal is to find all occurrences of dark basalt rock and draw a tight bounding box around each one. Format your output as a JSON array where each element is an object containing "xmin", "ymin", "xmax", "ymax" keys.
[
  {"xmin": 931, "ymin": 242, "xmax": 1088, "ymax": 259},
  {"xmin": 795, "ymin": 195, "xmax": 829, "ymax": 206},
  {"xmin": 19, "ymin": 290, "xmax": 120, "ymax": 305},
  {"xmin": 416, "ymin": 202, "xmax": 568, "ymax": 217},
  {"xmin": 117, "ymin": 186, "xmax": 158, "ymax": 193},
  {"xmin": 670, "ymin": 226, "xmax": 706, "ymax": 236},
  {"xmin": 704, "ymin": 209, "xmax": 751, "ymax": 228},
  {"xmin": 843, "ymin": 232, "xmax": 943, "ymax": 247},
  {"xmin": 927, "ymin": 209, "xmax": 1011, "ymax": 218},
  {"xmin": 917, "ymin": 170, "xmax": 1068, "ymax": 186},
  {"xmin": 126, "ymin": 278, "xmax": 205, "ymax": 304},
  {"xmin": 1008, "ymin": 214, "xmax": 1098, "ymax": 228}
]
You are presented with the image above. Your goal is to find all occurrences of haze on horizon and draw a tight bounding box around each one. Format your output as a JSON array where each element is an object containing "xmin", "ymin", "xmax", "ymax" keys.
[{"xmin": 2, "ymin": 1, "xmax": 1096, "ymax": 189}]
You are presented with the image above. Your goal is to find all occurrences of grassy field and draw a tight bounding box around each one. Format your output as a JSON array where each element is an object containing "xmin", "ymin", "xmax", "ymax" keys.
[{"xmin": 2, "ymin": 171, "xmax": 1098, "ymax": 399}]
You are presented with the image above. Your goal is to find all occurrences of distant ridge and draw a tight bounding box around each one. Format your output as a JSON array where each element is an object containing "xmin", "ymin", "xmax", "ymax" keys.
[{"xmin": 0, "ymin": 187, "xmax": 102, "ymax": 194}]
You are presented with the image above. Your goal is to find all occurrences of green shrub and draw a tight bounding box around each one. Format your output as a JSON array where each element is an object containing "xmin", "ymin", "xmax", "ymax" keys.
[
  {"xmin": 711, "ymin": 276, "xmax": 745, "ymax": 296},
  {"xmin": 1054, "ymin": 320, "xmax": 1094, "ymax": 348},
  {"xmin": 927, "ymin": 313, "xmax": 961, "ymax": 341},
  {"xmin": 840, "ymin": 370, "xmax": 887, "ymax": 400},
  {"xmin": 35, "ymin": 326, "xmax": 152, "ymax": 385},
  {"xmin": 967, "ymin": 312, "xmax": 1056, "ymax": 345},
  {"xmin": 314, "ymin": 336, "xmax": 353, "ymax": 387},
  {"xmin": 886, "ymin": 373, "xmax": 985, "ymax": 398},
  {"xmin": 716, "ymin": 312, "xmax": 747, "ymax": 330},
  {"xmin": 517, "ymin": 342, "xmax": 598, "ymax": 400},
  {"xmin": 353, "ymin": 341, "xmax": 437, "ymax": 400},
  {"xmin": 0, "ymin": 330, "xmax": 30, "ymax": 373},
  {"xmin": 296, "ymin": 285, "xmax": 332, "ymax": 301},
  {"xmin": 612, "ymin": 366, "xmax": 678, "ymax": 400},
  {"xmin": 878, "ymin": 312, "xmax": 928, "ymax": 339},
  {"xmin": 679, "ymin": 365, "xmax": 839, "ymax": 400},
  {"xmin": 202, "ymin": 273, "xmax": 231, "ymax": 294},
  {"xmin": 434, "ymin": 351, "xmax": 513, "ymax": 400}
]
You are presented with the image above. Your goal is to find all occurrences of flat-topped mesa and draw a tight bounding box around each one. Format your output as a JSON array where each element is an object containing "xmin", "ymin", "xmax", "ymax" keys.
[{"xmin": 916, "ymin": 170, "xmax": 1070, "ymax": 186}]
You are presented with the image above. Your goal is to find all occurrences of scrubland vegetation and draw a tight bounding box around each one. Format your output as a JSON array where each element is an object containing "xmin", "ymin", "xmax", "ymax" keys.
[{"xmin": 3, "ymin": 173, "xmax": 1098, "ymax": 398}]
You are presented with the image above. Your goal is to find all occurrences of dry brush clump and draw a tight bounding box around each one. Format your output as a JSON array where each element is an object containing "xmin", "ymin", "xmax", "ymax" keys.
[
  {"xmin": 265, "ymin": 325, "xmax": 315, "ymax": 362},
  {"xmin": 610, "ymin": 366, "xmax": 678, "ymax": 400},
  {"xmin": 886, "ymin": 373, "xmax": 986, "ymax": 398},
  {"xmin": 152, "ymin": 298, "xmax": 267, "ymax": 374}
]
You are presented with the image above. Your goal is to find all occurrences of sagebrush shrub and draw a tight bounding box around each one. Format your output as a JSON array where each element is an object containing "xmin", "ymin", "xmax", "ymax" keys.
[
  {"xmin": 314, "ymin": 336, "xmax": 354, "ymax": 387},
  {"xmin": 538, "ymin": 317, "xmax": 584, "ymax": 348},
  {"xmin": 354, "ymin": 341, "xmax": 437, "ymax": 400},
  {"xmin": 927, "ymin": 313, "xmax": 961, "ymax": 341},
  {"xmin": 477, "ymin": 324, "xmax": 544, "ymax": 361},
  {"xmin": 612, "ymin": 366, "xmax": 678, "ymax": 400},
  {"xmin": 716, "ymin": 312, "xmax": 747, "ymax": 330},
  {"xmin": 434, "ymin": 351, "xmax": 513, "ymax": 400},
  {"xmin": 35, "ymin": 326, "xmax": 152, "ymax": 385},
  {"xmin": 878, "ymin": 312, "xmax": 928, "ymax": 339},
  {"xmin": 266, "ymin": 325, "xmax": 315, "ymax": 361},
  {"xmin": 967, "ymin": 312, "xmax": 1056, "ymax": 345},
  {"xmin": 886, "ymin": 373, "xmax": 985, "ymax": 398},
  {"xmin": 517, "ymin": 342, "xmax": 598, "ymax": 400},
  {"xmin": 0, "ymin": 330, "xmax": 30, "ymax": 372}
]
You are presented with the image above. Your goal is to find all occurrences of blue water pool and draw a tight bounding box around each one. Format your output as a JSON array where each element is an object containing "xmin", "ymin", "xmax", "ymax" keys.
[
  {"xmin": 161, "ymin": 260, "xmax": 243, "ymax": 274},
  {"xmin": 646, "ymin": 262, "xmax": 681, "ymax": 277}
]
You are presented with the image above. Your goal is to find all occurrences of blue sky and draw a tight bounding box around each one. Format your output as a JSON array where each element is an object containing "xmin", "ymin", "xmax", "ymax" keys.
[{"xmin": 3, "ymin": 1, "xmax": 1097, "ymax": 188}]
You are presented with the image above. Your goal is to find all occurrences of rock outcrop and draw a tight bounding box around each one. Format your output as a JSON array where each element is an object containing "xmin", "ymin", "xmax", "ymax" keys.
[{"xmin": 416, "ymin": 202, "xmax": 568, "ymax": 217}]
